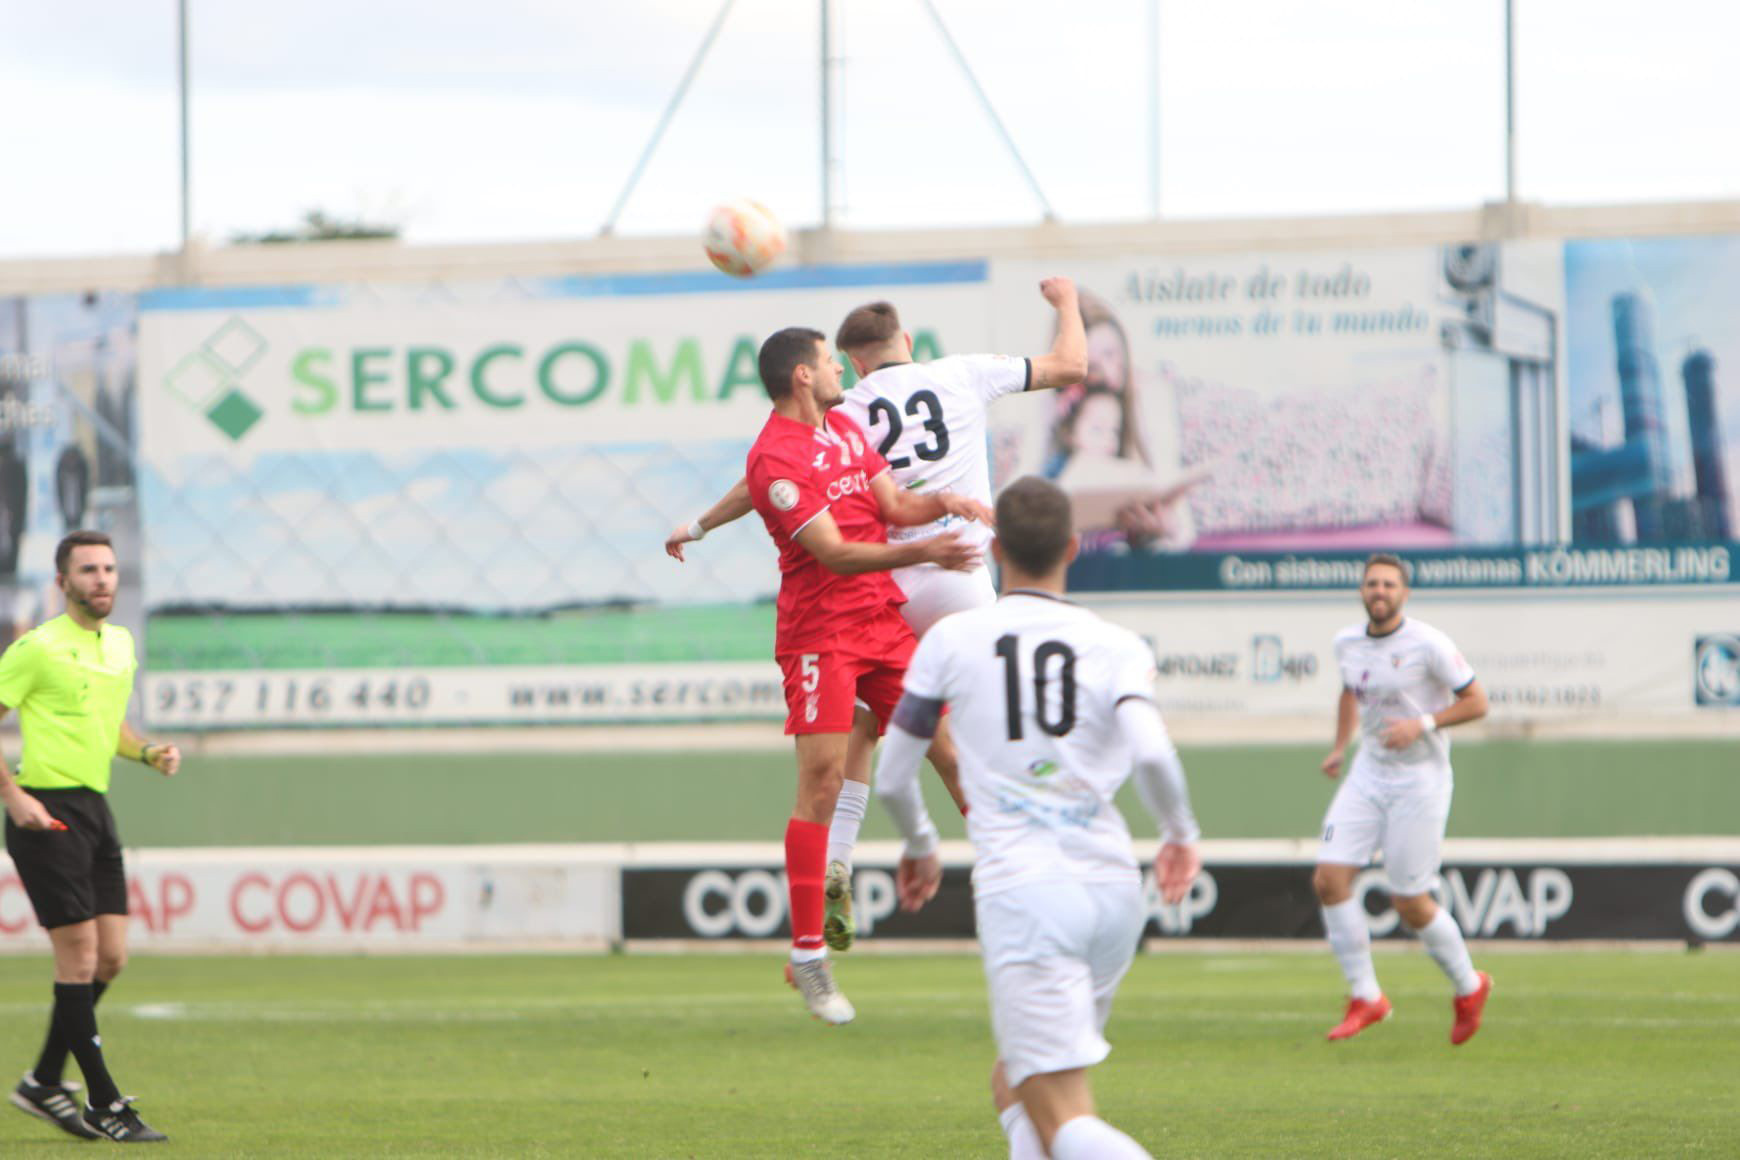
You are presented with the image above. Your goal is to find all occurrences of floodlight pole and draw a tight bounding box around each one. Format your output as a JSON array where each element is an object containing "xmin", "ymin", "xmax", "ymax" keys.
[
  {"xmin": 918, "ymin": 0, "xmax": 1056, "ymax": 222},
  {"xmin": 1505, "ymin": 0, "xmax": 1517, "ymax": 203},
  {"xmin": 600, "ymin": 0, "xmax": 737, "ymax": 235},
  {"xmin": 821, "ymin": 0, "xmax": 843, "ymax": 228},
  {"xmin": 178, "ymin": 0, "xmax": 191, "ymax": 250},
  {"xmin": 1148, "ymin": 0, "xmax": 1160, "ymax": 218}
]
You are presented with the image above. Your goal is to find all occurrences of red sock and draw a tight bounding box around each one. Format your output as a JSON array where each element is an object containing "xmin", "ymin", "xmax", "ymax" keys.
[{"xmin": 784, "ymin": 817, "xmax": 828, "ymax": 951}]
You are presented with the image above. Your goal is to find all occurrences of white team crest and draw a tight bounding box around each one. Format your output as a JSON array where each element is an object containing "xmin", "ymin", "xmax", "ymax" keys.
[
  {"xmin": 847, "ymin": 432, "xmax": 864, "ymax": 457},
  {"xmin": 768, "ymin": 479, "xmax": 800, "ymax": 511}
]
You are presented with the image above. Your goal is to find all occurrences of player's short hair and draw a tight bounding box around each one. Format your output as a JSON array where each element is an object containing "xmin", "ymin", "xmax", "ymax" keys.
[
  {"xmin": 1363, "ymin": 552, "xmax": 1411, "ymax": 584},
  {"xmin": 758, "ymin": 327, "xmax": 827, "ymax": 401},
  {"xmin": 835, "ymin": 301, "xmax": 901, "ymax": 352},
  {"xmin": 56, "ymin": 530, "xmax": 114, "ymax": 576},
  {"xmin": 996, "ymin": 476, "xmax": 1074, "ymax": 575}
]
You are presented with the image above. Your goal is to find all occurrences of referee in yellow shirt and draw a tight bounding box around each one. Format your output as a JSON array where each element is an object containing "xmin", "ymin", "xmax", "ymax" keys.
[{"xmin": 1, "ymin": 531, "xmax": 178, "ymax": 1144}]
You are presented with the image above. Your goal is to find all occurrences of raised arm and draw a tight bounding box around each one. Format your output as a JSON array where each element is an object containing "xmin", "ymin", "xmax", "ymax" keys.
[
  {"xmin": 1028, "ymin": 277, "xmax": 1089, "ymax": 391},
  {"xmin": 666, "ymin": 477, "xmax": 754, "ymax": 562},
  {"xmin": 1116, "ymin": 698, "xmax": 1201, "ymax": 904}
]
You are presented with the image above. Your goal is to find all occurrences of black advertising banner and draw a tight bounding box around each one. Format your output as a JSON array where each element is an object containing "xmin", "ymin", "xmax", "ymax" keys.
[{"xmin": 621, "ymin": 861, "xmax": 1740, "ymax": 943}]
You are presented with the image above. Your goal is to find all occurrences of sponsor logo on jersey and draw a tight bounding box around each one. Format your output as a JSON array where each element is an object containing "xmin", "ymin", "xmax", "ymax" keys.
[
  {"xmin": 768, "ymin": 479, "xmax": 799, "ymax": 512},
  {"xmin": 825, "ymin": 470, "xmax": 871, "ymax": 502}
]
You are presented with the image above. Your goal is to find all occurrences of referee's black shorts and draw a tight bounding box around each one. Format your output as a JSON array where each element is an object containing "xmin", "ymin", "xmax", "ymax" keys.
[{"xmin": 3, "ymin": 787, "xmax": 128, "ymax": 930}]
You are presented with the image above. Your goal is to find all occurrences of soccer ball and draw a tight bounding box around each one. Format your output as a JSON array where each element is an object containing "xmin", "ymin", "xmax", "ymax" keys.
[{"xmin": 703, "ymin": 199, "xmax": 787, "ymax": 277}]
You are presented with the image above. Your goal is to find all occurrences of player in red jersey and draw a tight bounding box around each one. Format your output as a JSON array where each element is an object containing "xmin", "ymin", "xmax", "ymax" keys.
[{"xmin": 748, "ymin": 327, "xmax": 991, "ymax": 1024}]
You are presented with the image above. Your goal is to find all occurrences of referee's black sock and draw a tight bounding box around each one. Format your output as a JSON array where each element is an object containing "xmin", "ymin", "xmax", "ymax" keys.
[
  {"xmin": 32, "ymin": 979, "xmax": 106, "ymax": 1088},
  {"xmin": 48, "ymin": 983, "xmax": 120, "ymax": 1109}
]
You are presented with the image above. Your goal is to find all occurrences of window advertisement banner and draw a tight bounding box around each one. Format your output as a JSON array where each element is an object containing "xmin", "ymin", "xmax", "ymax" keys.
[
  {"xmin": 134, "ymin": 265, "xmax": 992, "ymax": 728},
  {"xmin": 0, "ymin": 293, "xmax": 143, "ymax": 664},
  {"xmin": 1566, "ymin": 235, "xmax": 1740, "ymax": 549},
  {"xmin": 985, "ymin": 244, "xmax": 1572, "ymax": 588}
]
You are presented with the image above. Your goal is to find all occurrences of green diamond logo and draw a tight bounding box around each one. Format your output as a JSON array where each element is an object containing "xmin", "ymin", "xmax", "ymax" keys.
[
  {"xmin": 206, "ymin": 389, "xmax": 264, "ymax": 441},
  {"xmin": 163, "ymin": 316, "xmax": 271, "ymax": 442}
]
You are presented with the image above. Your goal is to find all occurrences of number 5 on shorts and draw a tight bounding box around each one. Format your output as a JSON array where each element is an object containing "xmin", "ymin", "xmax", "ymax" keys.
[{"xmin": 801, "ymin": 654, "xmax": 821, "ymax": 693}]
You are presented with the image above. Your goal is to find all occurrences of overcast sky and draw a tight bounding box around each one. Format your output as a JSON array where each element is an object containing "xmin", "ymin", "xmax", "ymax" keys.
[{"xmin": 2, "ymin": 0, "xmax": 1736, "ymax": 259}]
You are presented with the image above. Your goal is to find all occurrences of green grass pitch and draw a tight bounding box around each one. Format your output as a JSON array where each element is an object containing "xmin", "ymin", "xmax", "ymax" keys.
[
  {"xmin": 1, "ymin": 950, "xmax": 1733, "ymax": 1157},
  {"xmin": 107, "ymin": 739, "xmax": 1739, "ymax": 847}
]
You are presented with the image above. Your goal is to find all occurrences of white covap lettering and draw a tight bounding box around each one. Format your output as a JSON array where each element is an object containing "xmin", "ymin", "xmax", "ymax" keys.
[
  {"xmin": 680, "ymin": 868, "xmax": 899, "ymax": 937},
  {"xmin": 682, "ymin": 870, "xmax": 786, "ymax": 938},
  {"xmin": 1683, "ymin": 868, "xmax": 1740, "ymax": 940},
  {"xmin": 1358, "ymin": 868, "xmax": 1573, "ymax": 937}
]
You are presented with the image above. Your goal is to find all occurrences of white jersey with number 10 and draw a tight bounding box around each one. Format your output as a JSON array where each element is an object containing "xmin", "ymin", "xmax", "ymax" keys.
[{"xmin": 899, "ymin": 590, "xmax": 1162, "ymax": 898}]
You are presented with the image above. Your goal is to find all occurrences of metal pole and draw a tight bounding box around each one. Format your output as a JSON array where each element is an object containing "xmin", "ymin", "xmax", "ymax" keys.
[
  {"xmin": 178, "ymin": 0, "xmax": 191, "ymax": 250},
  {"xmin": 1148, "ymin": 0, "xmax": 1160, "ymax": 218},
  {"xmin": 821, "ymin": 0, "xmax": 834, "ymax": 229},
  {"xmin": 918, "ymin": 0, "xmax": 1056, "ymax": 221},
  {"xmin": 1505, "ymin": 0, "xmax": 1517, "ymax": 203},
  {"xmin": 600, "ymin": 0, "xmax": 737, "ymax": 235}
]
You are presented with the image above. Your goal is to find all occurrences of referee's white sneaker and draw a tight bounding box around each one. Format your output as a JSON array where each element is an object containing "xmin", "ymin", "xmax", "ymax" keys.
[
  {"xmin": 785, "ymin": 958, "xmax": 855, "ymax": 1025},
  {"xmin": 10, "ymin": 1073, "xmax": 101, "ymax": 1139}
]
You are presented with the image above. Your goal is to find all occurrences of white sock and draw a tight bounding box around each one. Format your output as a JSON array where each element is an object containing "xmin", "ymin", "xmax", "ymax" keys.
[
  {"xmin": 828, "ymin": 780, "xmax": 870, "ymax": 870},
  {"xmin": 1321, "ymin": 900, "xmax": 1382, "ymax": 1001},
  {"xmin": 1417, "ymin": 908, "xmax": 1481, "ymax": 995},
  {"xmin": 997, "ymin": 1103, "xmax": 1046, "ymax": 1160},
  {"xmin": 1051, "ymin": 1115, "xmax": 1152, "ymax": 1159},
  {"xmin": 790, "ymin": 945, "xmax": 826, "ymax": 964}
]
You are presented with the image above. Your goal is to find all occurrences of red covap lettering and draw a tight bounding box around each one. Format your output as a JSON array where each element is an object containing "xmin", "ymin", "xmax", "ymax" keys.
[{"xmin": 229, "ymin": 871, "xmax": 446, "ymax": 935}]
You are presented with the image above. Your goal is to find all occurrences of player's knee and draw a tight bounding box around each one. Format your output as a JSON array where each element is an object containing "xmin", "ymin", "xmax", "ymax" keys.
[
  {"xmin": 96, "ymin": 948, "xmax": 128, "ymax": 981},
  {"xmin": 1312, "ymin": 864, "xmax": 1351, "ymax": 905},
  {"xmin": 1392, "ymin": 892, "xmax": 1436, "ymax": 929}
]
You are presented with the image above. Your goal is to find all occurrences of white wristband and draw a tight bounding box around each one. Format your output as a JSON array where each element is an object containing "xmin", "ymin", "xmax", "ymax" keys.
[
  {"xmin": 687, "ymin": 520, "xmax": 706, "ymax": 542},
  {"xmin": 1419, "ymin": 714, "xmax": 1438, "ymax": 734}
]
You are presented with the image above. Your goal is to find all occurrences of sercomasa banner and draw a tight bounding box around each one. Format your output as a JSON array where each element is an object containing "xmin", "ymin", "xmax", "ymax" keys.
[{"xmin": 621, "ymin": 841, "xmax": 1740, "ymax": 943}]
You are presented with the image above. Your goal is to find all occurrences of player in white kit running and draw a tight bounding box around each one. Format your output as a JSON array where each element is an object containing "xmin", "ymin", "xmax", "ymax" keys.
[
  {"xmin": 874, "ymin": 476, "xmax": 1200, "ymax": 1160},
  {"xmin": 1315, "ymin": 553, "xmax": 1494, "ymax": 1045}
]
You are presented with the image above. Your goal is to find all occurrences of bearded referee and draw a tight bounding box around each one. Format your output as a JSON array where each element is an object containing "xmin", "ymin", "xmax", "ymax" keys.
[{"xmin": 3, "ymin": 531, "xmax": 178, "ymax": 1143}]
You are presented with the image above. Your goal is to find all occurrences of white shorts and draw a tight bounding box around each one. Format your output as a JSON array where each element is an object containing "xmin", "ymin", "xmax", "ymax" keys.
[
  {"xmin": 894, "ymin": 562, "xmax": 996, "ymax": 638},
  {"xmin": 1317, "ymin": 770, "xmax": 1453, "ymax": 897},
  {"xmin": 975, "ymin": 878, "xmax": 1145, "ymax": 1088}
]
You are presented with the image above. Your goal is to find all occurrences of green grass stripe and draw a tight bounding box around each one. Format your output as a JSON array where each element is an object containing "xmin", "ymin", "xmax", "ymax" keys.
[
  {"xmin": 103, "ymin": 739, "xmax": 1740, "ymax": 847},
  {"xmin": 146, "ymin": 604, "xmax": 777, "ymax": 669},
  {"xmin": 1, "ymin": 951, "xmax": 1735, "ymax": 1157}
]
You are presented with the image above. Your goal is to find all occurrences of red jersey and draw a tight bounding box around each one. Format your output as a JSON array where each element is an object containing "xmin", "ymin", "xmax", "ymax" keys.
[{"xmin": 747, "ymin": 408, "xmax": 906, "ymax": 654}]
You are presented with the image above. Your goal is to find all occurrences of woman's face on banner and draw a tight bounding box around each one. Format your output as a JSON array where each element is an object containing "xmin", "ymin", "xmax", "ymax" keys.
[
  {"xmin": 1084, "ymin": 321, "xmax": 1128, "ymax": 393},
  {"xmin": 1071, "ymin": 392, "xmax": 1123, "ymax": 458}
]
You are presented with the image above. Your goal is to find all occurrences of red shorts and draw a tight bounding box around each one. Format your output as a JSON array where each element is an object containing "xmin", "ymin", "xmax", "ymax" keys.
[{"xmin": 777, "ymin": 605, "xmax": 917, "ymax": 735}]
